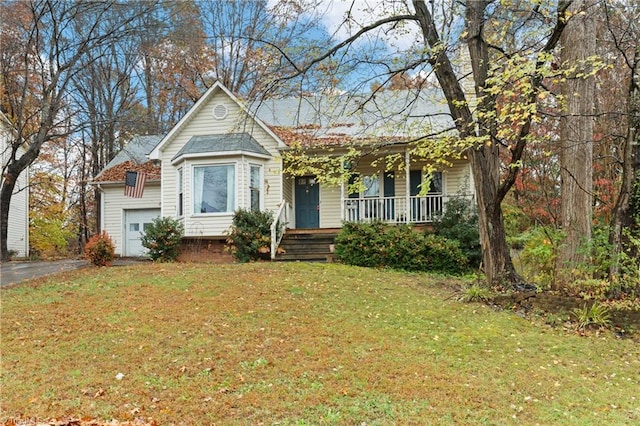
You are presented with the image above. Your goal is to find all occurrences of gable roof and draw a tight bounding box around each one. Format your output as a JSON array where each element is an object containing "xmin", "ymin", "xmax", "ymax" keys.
[
  {"xmin": 93, "ymin": 135, "xmax": 162, "ymax": 183},
  {"xmin": 251, "ymin": 88, "xmax": 454, "ymax": 147},
  {"xmin": 172, "ymin": 133, "xmax": 271, "ymax": 163},
  {"xmin": 149, "ymin": 81, "xmax": 287, "ymax": 160},
  {"xmin": 102, "ymin": 135, "xmax": 162, "ymax": 169}
]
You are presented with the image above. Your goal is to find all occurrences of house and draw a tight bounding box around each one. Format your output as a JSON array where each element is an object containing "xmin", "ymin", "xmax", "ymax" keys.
[
  {"xmin": 0, "ymin": 112, "xmax": 29, "ymax": 259},
  {"xmin": 94, "ymin": 82, "xmax": 474, "ymax": 258}
]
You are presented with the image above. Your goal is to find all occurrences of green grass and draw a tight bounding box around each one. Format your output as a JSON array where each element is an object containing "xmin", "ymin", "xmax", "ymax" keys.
[{"xmin": 1, "ymin": 262, "xmax": 639, "ymax": 424}]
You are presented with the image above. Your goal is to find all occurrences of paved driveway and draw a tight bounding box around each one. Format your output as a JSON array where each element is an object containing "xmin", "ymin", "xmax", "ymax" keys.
[{"xmin": 0, "ymin": 259, "xmax": 89, "ymax": 287}]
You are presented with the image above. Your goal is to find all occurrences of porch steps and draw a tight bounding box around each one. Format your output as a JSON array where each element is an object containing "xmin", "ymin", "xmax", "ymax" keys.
[{"xmin": 274, "ymin": 229, "xmax": 339, "ymax": 262}]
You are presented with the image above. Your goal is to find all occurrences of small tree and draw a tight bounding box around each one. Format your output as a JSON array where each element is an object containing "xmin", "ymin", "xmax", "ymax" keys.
[{"xmin": 141, "ymin": 216, "xmax": 184, "ymax": 262}]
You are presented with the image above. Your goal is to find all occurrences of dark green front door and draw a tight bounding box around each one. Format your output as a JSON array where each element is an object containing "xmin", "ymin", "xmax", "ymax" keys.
[{"xmin": 295, "ymin": 176, "xmax": 319, "ymax": 228}]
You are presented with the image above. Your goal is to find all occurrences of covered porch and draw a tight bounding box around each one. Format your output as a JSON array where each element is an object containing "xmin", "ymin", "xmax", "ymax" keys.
[{"xmin": 342, "ymin": 193, "xmax": 466, "ymax": 224}]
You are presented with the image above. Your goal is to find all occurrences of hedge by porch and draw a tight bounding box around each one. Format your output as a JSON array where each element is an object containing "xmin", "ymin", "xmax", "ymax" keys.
[{"xmin": 334, "ymin": 221, "xmax": 468, "ymax": 274}]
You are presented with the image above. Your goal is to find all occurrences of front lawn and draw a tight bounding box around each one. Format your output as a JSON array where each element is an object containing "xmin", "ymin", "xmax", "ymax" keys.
[{"xmin": 1, "ymin": 263, "xmax": 638, "ymax": 424}]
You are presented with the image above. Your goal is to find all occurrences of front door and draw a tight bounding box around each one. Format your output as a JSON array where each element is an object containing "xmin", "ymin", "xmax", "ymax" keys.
[{"xmin": 295, "ymin": 176, "xmax": 319, "ymax": 228}]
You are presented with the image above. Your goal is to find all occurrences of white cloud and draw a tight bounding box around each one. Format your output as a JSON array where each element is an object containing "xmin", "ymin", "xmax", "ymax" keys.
[{"xmin": 316, "ymin": 0, "xmax": 421, "ymax": 51}]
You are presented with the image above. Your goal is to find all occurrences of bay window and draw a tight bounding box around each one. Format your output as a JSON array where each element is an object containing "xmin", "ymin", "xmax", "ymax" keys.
[{"xmin": 193, "ymin": 164, "xmax": 236, "ymax": 214}]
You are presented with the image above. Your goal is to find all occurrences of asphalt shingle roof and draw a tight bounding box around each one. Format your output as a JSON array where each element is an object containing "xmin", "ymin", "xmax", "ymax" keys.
[
  {"xmin": 93, "ymin": 135, "xmax": 162, "ymax": 183},
  {"xmin": 251, "ymin": 88, "xmax": 454, "ymax": 145},
  {"xmin": 171, "ymin": 133, "xmax": 271, "ymax": 161}
]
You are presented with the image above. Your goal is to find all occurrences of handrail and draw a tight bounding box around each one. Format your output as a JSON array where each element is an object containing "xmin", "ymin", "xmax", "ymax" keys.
[
  {"xmin": 342, "ymin": 194, "xmax": 474, "ymax": 224},
  {"xmin": 270, "ymin": 200, "xmax": 288, "ymax": 259}
]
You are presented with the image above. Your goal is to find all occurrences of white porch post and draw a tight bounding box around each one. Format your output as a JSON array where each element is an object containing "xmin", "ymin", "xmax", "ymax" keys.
[
  {"xmin": 405, "ymin": 149, "xmax": 410, "ymax": 223},
  {"xmin": 340, "ymin": 179, "xmax": 345, "ymax": 221}
]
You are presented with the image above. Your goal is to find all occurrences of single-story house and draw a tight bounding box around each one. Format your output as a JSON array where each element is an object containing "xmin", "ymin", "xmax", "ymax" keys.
[
  {"xmin": 94, "ymin": 81, "xmax": 474, "ymax": 258},
  {"xmin": 0, "ymin": 111, "xmax": 29, "ymax": 259}
]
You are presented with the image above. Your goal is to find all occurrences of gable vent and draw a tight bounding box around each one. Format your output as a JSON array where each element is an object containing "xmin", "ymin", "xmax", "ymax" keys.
[{"xmin": 212, "ymin": 104, "xmax": 228, "ymax": 120}]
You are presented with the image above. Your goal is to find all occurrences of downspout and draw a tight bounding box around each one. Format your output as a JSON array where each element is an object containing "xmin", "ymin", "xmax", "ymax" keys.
[
  {"xmin": 340, "ymin": 179, "xmax": 345, "ymax": 221},
  {"xmin": 96, "ymin": 183, "xmax": 105, "ymax": 233}
]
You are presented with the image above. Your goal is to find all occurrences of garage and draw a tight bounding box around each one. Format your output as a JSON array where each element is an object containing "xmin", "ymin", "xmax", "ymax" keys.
[{"xmin": 124, "ymin": 209, "xmax": 160, "ymax": 257}]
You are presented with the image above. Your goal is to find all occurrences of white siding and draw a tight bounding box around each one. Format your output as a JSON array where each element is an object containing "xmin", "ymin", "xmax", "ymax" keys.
[
  {"xmin": 159, "ymin": 87, "xmax": 283, "ymax": 238},
  {"xmin": 319, "ymin": 185, "xmax": 342, "ymax": 228},
  {"xmin": 1, "ymin": 124, "xmax": 29, "ymax": 258},
  {"xmin": 100, "ymin": 183, "xmax": 161, "ymax": 256},
  {"xmin": 444, "ymin": 160, "xmax": 473, "ymax": 196}
]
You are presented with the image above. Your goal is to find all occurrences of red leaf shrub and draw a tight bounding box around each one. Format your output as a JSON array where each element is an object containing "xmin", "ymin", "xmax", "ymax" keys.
[{"xmin": 84, "ymin": 231, "xmax": 115, "ymax": 266}]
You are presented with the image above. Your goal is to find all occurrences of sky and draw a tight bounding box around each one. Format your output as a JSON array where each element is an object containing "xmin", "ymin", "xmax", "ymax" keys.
[{"xmin": 311, "ymin": 0, "xmax": 421, "ymax": 51}]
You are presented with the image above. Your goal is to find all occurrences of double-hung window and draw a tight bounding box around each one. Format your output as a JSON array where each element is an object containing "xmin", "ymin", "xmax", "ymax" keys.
[
  {"xmin": 193, "ymin": 164, "xmax": 236, "ymax": 214},
  {"xmin": 363, "ymin": 175, "xmax": 380, "ymax": 219},
  {"xmin": 177, "ymin": 168, "xmax": 184, "ymax": 217},
  {"xmin": 249, "ymin": 164, "xmax": 262, "ymax": 212}
]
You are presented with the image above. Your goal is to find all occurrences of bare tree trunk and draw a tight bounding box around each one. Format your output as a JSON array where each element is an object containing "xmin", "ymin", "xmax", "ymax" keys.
[
  {"xmin": 0, "ymin": 180, "xmax": 15, "ymax": 262},
  {"xmin": 557, "ymin": 0, "xmax": 596, "ymax": 280},
  {"xmin": 609, "ymin": 42, "xmax": 640, "ymax": 286}
]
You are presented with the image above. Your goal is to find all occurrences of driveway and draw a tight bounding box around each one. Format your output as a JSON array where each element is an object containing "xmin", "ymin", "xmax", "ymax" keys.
[{"xmin": 0, "ymin": 259, "xmax": 89, "ymax": 287}]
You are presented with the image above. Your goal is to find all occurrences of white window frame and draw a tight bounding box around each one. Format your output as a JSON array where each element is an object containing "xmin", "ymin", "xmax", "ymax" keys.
[
  {"xmin": 248, "ymin": 163, "xmax": 264, "ymax": 212},
  {"xmin": 177, "ymin": 167, "xmax": 184, "ymax": 217},
  {"xmin": 363, "ymin": 174, "xmax": 380, "ymax": 198},
  {"xmin": 191, "ymin": 162, "xmax": 237, "ymax": 216}
]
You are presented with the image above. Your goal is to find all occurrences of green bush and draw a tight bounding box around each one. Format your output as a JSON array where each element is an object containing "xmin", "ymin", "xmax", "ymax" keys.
[
  {"xmin": 226, "ymin": 209, "xmax": 274, "ymax": 262},
  {"xmin": 141, "ymin": 216, "xmax": 184, "ymax": 262},
  {"xmin": 432, "ymin": 196, "xmax": 481, "ymax": 268},
  {"xmin": 334, "ymin": 221, "xmax": 387, "ymax": 268},
  {"xmin": 573, "ymin": 225, "xmax": 640, "ymax": 300},
  {"xmin": 503, "ymin": 202, "xmax": 533, "ymax": 250},
  {"xmin": 519, "ymin": 226, "xmax": 563, "ymax": 288},
  {"xmin": 334, "ymin": 222, "xmax": 468, "ymax": 274},
  {"xmin": 84, "ymin": 231, "xmax": 115, "ymax": 266},
  {"xmin": 423, "ymin": 234, "xmax": 468, "ymax": 274},
  {"xmin": 383, "ymin": 225, "xmax": 427, "ymax": 271},
  {"xmin": 572, "ymin": 302, "xmax": 612, "ymax": 330}
]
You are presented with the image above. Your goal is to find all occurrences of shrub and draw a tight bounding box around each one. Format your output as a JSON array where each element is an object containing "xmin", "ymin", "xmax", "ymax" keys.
[
  {"xmin": 519, "ymin": 226, "xmax": 563, "ymax": 288},
  {"xmin": 572, "ymin": 302, "xmax": 612, "ymax": 330},
  {"xmin": 457, "ymin": 283, "xmax": 493, "ymax": 303},
  {"xmin": 383, "ymin": 225, "xmax": 427, "ymax": 271},
  {"xmin": 334, "ymin": 222, "xmax": 468, "ymax": 275},
  {"xmin": 226, "ymin": 209, "xmax": 274, "ymax": 262},
  {"xmin": 141, "ymin": 216, "xmax": 184, "ymax": 262},
  {"xmin": 502, "ymin": 202, "xmax": 533, "ymax": 250},
  {"xmin": 423, "ymin": 234, "xmax": 468, "ymax": 274},
  {"xmin": 334, "ymin": 221, "xmax": 387, "ymax": 268},
  {"xmin": 432, "ymin": 196, "xmax": 481, "ymax": 269},
  {"xmin": 84, "ymin": 231, "xmax": 115, "ymax": 266},
  {"xmin": 572, "ymin": 225, "xmax": 640, "ymax": 300}
]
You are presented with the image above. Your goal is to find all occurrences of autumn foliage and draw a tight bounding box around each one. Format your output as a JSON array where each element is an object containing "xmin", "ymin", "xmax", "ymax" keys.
[{"xmin": 84, "ymin": 231, "xmax": 115, "ymax": 266}]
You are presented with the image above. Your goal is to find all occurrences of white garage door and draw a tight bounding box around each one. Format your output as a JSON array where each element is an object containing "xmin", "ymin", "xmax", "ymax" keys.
[{"xmin": 124, "ymin": 209, "xmax": 160, "ymax": 257}]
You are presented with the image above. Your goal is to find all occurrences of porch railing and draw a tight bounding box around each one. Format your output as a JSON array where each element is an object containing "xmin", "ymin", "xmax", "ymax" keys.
[
  {"xmin": 270, "ymin": 200, "xmax": 290, "ymax": 259},
  {"xmin": 343, "ymin": 194, "xmax": 473, "ymax": 224}
]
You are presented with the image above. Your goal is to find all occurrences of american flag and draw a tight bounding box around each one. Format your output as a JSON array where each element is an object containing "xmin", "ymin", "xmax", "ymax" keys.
[{"xmin": 124, "ymin": 171, "xmax": 146, "ymax": 198}]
